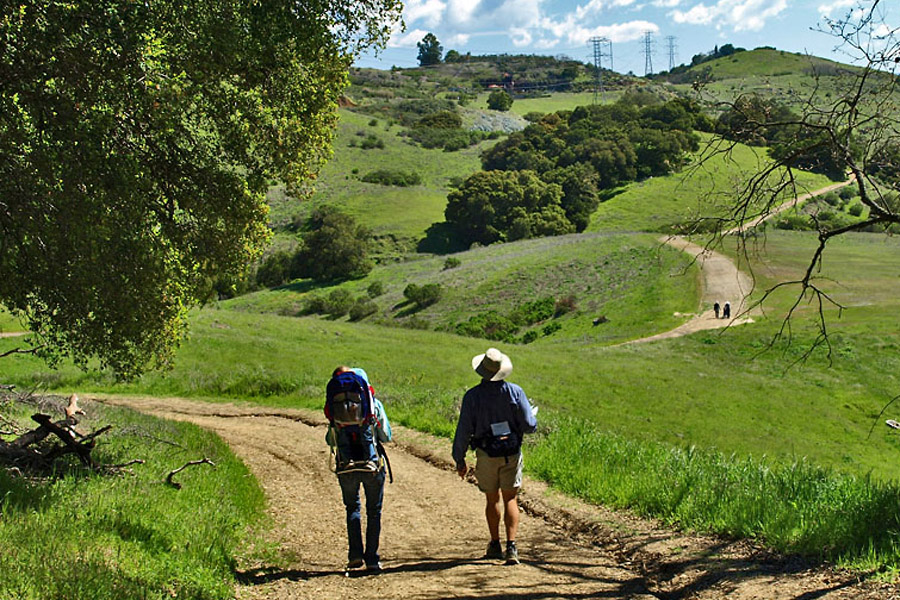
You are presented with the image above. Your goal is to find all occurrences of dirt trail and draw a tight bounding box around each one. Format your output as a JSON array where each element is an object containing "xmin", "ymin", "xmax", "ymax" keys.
[
  {"xmin": 97, "ymin": 395, "xmax": 895, "ymax": 600},
  {"xmin": 628, "ymin": 180, "xmax": 854, "ymax": 345}
]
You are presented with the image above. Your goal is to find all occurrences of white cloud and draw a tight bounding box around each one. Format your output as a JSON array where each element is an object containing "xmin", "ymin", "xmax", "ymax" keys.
[
  {"xmin": 445, "ymin": 33, "xmax": 471, "ymax": 46},
  {"xmin": 388, "ymin": 28, "xmax": 432, "ymax": 48},
  {"xmin": 510, "ymin": 27, "xmax": 534, "ymax": 46},
  {"xmin": 671, "ymin": 0, "xmax": 787, "ymax": 31},
  {"xmin": 445, "ymin": 0, "xmax": 481, "ymax": 26},
  {"xmin": 404, "ymin": 0, "xmax": 447, "ymax": 28},
  {"xmin": 817, "ymin": 0, "xmax": 855, "ymax": 17},
  {"xmin": 652, "ymin": 0, "xmax": 682, "ymax": 6}
]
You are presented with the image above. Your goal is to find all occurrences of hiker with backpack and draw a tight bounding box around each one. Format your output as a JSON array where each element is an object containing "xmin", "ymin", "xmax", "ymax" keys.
[
  {"xmin": 325, "ymin": 366, "xmax": 392, "ymax": 573},
  {"xmin": 452, "ymin": 348, "xmax": 537, "ymax": 565}
]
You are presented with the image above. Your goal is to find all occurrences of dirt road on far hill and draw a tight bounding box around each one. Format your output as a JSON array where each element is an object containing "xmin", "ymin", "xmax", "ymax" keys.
[{"xmin": 97, "ymin": 395, "xmax": 896, "ymax": 600}]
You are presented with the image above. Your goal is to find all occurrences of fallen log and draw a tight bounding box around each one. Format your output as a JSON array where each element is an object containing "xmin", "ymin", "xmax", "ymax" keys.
[{"xmin": 1, "ymin": 393, "xmax": 120, "ymax": 472}]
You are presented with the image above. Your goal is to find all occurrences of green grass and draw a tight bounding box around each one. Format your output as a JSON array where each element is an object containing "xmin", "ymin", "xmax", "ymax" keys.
[
  {"xmin": 0, "ymin": 309, "xmax": 22, "ymax": 333},
  {"xmin": 505, "ymin": 91, "xmax": 623, "ymax": 115},
  {"xmin": 529, "ymin": 416, "xmax": 900, "ymax": 572},
  {"xmin": 0, "ymin": 397, "xmax": 266, "ymax": 599},
  {"xmin": 4, "ymin": 226, "xmax": 900, "ymax": 570},
  {"xmin": 223, "ymin": 232, "xmax": 701, "ymax": 345},
  {"xmin": 267, "ymin": 109, "xmax": 486, "ymax": 251},
  {"xmin": 588, "ymin": 136, "xmax": 836, "ymax": 233}
]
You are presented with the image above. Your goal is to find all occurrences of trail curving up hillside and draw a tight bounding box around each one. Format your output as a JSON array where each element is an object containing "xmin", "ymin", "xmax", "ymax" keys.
[
  {"xmin": 97, "ymin": 395, "xmax": 895, "ymax": 600},
  {"xmin": 627, "ymin": 180, "xmax": 854, "ymax": 345}
]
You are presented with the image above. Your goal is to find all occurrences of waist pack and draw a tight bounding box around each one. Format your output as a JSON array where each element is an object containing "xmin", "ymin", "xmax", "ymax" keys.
[{"xmin": 475, "ymin": 420, "xmax": 521, "ymax": 458}]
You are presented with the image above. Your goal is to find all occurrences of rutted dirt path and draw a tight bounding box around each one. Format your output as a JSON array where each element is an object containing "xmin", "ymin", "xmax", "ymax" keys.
[{"xmin": 97, "ymin": 395, "xmax": 896, "ymax": 600}]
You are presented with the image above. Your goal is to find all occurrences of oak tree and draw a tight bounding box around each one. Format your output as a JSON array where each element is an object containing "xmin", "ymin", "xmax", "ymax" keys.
[{"xmin": 0, "ymin": 0, "xmax": 401, "ymax": 377}]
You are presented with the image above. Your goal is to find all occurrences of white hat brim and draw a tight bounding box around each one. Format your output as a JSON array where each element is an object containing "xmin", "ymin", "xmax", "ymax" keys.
[{"xmin": 472, "ymin": 351, "xmax": 513, "ymax": 381}]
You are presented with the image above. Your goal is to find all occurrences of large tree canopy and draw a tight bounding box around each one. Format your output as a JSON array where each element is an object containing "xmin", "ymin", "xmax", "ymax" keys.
[{"xmin": 0, "ymin": 0, "xmax": 401, "ymax": 377}]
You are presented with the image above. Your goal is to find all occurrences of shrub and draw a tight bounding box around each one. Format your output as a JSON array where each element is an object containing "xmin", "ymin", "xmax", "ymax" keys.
[
  {"xmin": 443, "ymin": 257, "xmax": 461, "ymax": 270},
  {"xmin": 510, "ymin": 297, "xmax": 555, "ymax": 326},
  {"xmin": 521, "ymin": 330, "xmax": 539, "ymax": 344},
  {"xmin": 542, "ymin": 322, "xmax": 562, "ymax": 336},
  {"xmin": 554, "ymin": 295, "xmax": 577, "ymax": 316},
  {"xmin": 349, "ymin": 298, "xmax": 378, "ymax": 321},
  {"xmin": 839, "ymin": 185, "xmax": 858, "ymax": 200},
  {"xmin": 359, "ymin": 134, "xmax": 385, "ymax": 149},
  {"xmin": 455, "ymin": 311, "xmax": 518, "ymax": 342},
  {"xmin": 404, "ymin": 283, "xmax": 443, "ymax": 307},
  {"xmin": 304, "ymin": 294, "xmax": 328, "ymax": 315},
  {"xmin": 367, "ymin": 281, "xmax": 385, "ymax": 298},
  {"xmin": 368, "ymin": 118, "xmax": 378, "ymax": 126},
  {"xmin": 848, "ymin": 203, "xmax": 864, "ymax": 217},
  {"xmin": 324, "ymin": 289, "xmax": 354, "ymax": 317},
  {"xmin": 361, "ymin": 169, "xmax": 422, "ymax": 187},
  {"xmin": 821, "ymin": 192, "xmax": 840, "ymax": 206},
  {"xmin": 487, "ymin": 89, "xmax": 513, "ymax": 111}
]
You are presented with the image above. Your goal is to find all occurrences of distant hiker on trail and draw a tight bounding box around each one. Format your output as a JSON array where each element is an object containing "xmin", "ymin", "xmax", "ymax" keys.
[
  {"xmin": 325, "ymin": 366, "xmax": 392, "ymax": 573},
  {"xmin": 452, "ymin": 348, "xmax": 538, "ymax": 565},
  {"xmin": 723, "ymin": 302, "xmax": 731, "ymax": 319},
  {"xmin": 713, "ymin": 301, "xmax": 720, "ymax": 319}
]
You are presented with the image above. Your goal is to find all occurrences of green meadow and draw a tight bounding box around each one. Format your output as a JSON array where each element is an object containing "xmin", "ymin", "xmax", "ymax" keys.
[
  {"xmin": 225, "ymin": 232, "xmax": 701, "ymax": 345},
  {"xmin": 267, "ymin": 108, "xmax": 487, "ymax": 252},
  {"xmin": 589, "ymin": 136, "xmax": 836, "ymax": 233}
]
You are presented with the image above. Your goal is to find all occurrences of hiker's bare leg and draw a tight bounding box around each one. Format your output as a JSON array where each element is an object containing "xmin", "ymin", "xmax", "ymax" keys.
[
  {"xmin": 502, "ymin": 488, "xmax": 519, "ymax": 542},
  {"xmin": 485, "ymin": 490, "xmax": 502, "ymax": 541}
]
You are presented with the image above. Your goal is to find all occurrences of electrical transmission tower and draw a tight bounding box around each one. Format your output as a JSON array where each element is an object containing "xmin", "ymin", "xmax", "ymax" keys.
[
  {"xmin": 642, "ymin": 31, "xmax": 654, "ymax": 76},
  {"xmin": 590, "ymin": 37, "xmax": 613, "ymax": 103},
  {"xmin": 666, "ymin": 36, "xmax": 677, "ymax": 71}
]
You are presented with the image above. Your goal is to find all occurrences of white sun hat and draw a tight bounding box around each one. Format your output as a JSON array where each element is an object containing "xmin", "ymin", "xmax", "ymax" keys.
[{"xmin": 472, "ymin": 348, "xmax": 513, "ymax": 381}]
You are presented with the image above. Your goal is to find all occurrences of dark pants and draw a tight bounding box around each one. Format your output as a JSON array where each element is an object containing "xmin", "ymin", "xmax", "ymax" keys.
[{"xmin": 338, "ymin": 469, "xmax": 386, "ymax": 566}]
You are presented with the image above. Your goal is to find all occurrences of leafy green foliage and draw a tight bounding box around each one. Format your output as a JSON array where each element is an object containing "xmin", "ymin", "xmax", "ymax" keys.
[
  {"xmin": 443, "ymin": 257, "xmax": 461, "ymax": 270},
  {"xmin": 403, "ymin": 283, "xmax": 443, "ymax": 307},
  {"xmin": 367, "ymin": 281, "xmax": 385, "ymax": 298},
  {"xmin": 0, "ymin": 0, "xmax": 401, "ymax": 377},
  {"xmin": 293, "ymin": 207, "xmax": 374, "ymax": 282},
  {"xmin": 417, "ymin": 33, "xmax": 442, "ymax": 66},
  {"xmin": 487, "ymin": 89, "xmax": 513, "ymax": 111},
  {"xmin": 361, "ymin": 169, "xmax": 423, "ymax": 186},
  {"xmin": 464, "ymin": 98, "xmax": 702, "ymax": 240},
  {"xmin": 444, "ymin": 170, "xmax": 573, "ymax": 246}
]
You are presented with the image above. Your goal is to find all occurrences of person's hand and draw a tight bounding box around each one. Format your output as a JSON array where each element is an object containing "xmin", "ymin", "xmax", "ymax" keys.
[{"xmin": 456, "ymin": 463, "xmax": 468, "ymax": 479}]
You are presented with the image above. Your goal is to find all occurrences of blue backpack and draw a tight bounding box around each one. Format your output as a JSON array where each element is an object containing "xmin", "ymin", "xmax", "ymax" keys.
[{"xmin": 325, "ymin": 371, "xmax": 385, "ymax": 475}]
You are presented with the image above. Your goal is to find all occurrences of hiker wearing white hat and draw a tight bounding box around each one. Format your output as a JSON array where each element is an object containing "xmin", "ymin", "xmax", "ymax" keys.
[{"xmin": 452, "ymin": 348, "xmax": 538, "ymax": 565}]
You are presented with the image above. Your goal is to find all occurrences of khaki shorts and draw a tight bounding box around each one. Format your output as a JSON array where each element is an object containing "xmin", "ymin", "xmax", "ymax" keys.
[{"xmin": 474, "ymin": 448, "xmax": 523, "ymax": 493}]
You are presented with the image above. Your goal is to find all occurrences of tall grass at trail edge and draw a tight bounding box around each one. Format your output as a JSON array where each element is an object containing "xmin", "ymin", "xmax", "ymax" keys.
[
  {"xmin": 0, "ymin": 398, "xmax": 266, "ymax": 600},
  {"xmin": 528, "ymin": 415, "xmax": 900, "ymax": 573}
]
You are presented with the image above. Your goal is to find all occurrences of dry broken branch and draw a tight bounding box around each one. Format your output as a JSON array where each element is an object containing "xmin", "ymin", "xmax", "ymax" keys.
[{"xmin": 165, "ymin": 458, "xmax": 216, "ymax": 489}]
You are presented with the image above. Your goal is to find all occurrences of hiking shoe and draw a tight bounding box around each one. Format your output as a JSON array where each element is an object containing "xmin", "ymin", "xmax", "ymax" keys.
[
  {"xmin": 504, "ymin": 542, "xmax": 519, "ymax": 565},
  {"xmin": 366, "ymin": 561, "xmax": 383, "ymax": 573},
  {"xmin": 484, "ymin": 540, "xmax": 503, "ymax": 560},
  {"xmin": 347, "ymin": 558, "xmax": 364, "ymax": 569}
]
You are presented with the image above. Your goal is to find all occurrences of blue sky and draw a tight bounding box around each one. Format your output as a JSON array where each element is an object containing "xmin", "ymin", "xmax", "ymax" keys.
[{"xmin": 354, "ymin": 0, "xmax": 897, "ymax": 76}]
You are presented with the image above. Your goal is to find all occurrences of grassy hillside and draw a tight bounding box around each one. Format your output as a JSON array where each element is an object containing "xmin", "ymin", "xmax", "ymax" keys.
[
  {"xmin": 588, "ymin": 135, "xmax": 836, "ymax": 233},
  {"xmin": 224, "ymin": 232, "xmax": 701, "ymax": 345},
  {"xmin": 3, "ymin": 232, "xmax": 899, "ymax": 481},
  {"xmin": 266, "ymin": 109, "xmax": 489, "ymax": 253}
]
